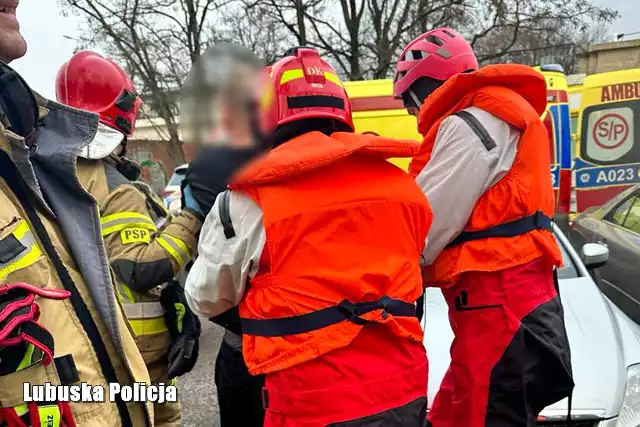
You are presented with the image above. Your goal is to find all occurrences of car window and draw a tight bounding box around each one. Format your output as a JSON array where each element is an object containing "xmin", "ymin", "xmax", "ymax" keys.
[
  {"xmin": 167, "ymin": 168, "xmax": 187, "ymax": 186},
  {"xmin": 556, "ymin": 235, "xmax": 578, "ymax": 280},
  {"xmin": 619, "ymin": 196, "xmax": 640, "ymax": 234},
  {"xmin": 609, "ymin": 196, "xmax": 636, "ymax": 227}
]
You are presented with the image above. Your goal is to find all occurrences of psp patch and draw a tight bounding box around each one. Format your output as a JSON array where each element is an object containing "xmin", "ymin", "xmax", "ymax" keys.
[{"xmin": 121, "ymin": 228, "xmax": 151, "ymax": 244}]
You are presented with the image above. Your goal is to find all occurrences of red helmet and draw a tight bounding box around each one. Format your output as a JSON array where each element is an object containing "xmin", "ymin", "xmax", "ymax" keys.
[
  {"xmin": 393, "ymin": 28, "xmax": 479, "ymax": 99},
  {"xmin": 269, "ymin": 47, "xmax": 353, "ymax": 130},
  {"xmin": 56, "ymin": 51, "xmax": 141, "ymax": 136}
]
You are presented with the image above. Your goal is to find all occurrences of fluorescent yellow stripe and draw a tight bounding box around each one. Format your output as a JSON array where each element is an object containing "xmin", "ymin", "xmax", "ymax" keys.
[
  {"xmin": 13, "ymin": 221, "xmax": 30, "ymax": 239},
  {"xmin": 279, "ymin": 69, "xmax": 343, "ymax": 87},
  {"xmin": 101, "ymin": 212, "xmax": 157, "ymax": 237},
  {"xmin": 101, "ymin": 211, "xmax": 155, "ymax": 224},
  {"xmin": 119, "ymin": 284, "xmax": 137, "ymax": 304},
  {"xmin": 129, "ymin": 317, "xmax": 169, "ymax": 335},
  {"xmin": 163, "ymin": 234, "xmax": 190, "ymax": 259},
  {"xmin": 38, "ymin": 404, "xmax": 61, "ymax": 427},
  {"xmin": 14, "ymin": 403, "xmax": 28, "ymax": 417},
  {"xmin": 157, "ymin": 234, "xmax": 191, "ymax": 268},
  {"xmin": 17, "ymin": 344, "xmax": 35, "ymax": 371},
  {"xmin": 324, "ymin": 72, "xmax": 343, "ymax": 87},
  {"xmin": 0, "ymin": 241, "xmax": 42, "ymax": 279},
  {"xmin": 175, "ymin": 303, "xmax": 185, "ymax": 334},
  {"xmin": 102, "ymin": 222, "xmax": 157, "ymax": 237},
  {"xmin": 280, "ymin": 69, "xmax": 304, "ymax": 84},
  {"xmin": 157, "ymin": 238, "xmax": 182, "ymax": 268}
]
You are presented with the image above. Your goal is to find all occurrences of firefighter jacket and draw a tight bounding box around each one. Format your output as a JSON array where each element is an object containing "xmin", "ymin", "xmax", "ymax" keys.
[
  {"xmin": 0, "ymin": 63, "xmax": 153, "ymax": 426},
  {"xmin": 76, "ymin": 158, "xmax": 202, "ymax": 356}
]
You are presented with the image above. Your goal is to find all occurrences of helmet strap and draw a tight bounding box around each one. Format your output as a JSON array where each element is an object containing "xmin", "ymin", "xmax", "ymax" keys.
[
  {"xmin": 408, "ymin": 89, "xmax": 423, "ymax": 109},
  {"xmin": 119, "ymin": 138, "xmax": 128, "ymax": 158},
  {"xmin": 112, "ymin": 154, "xmax": 142, "ymax": 181}
]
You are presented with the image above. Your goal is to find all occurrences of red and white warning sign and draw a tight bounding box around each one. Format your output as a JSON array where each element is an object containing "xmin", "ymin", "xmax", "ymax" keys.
[{"xmin": 587, "ymin": 107, "xmax": 634, "ymax": 162}]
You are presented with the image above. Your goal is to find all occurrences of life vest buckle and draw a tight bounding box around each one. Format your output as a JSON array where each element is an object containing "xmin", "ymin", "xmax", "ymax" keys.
[{"xmin": 336, "ymin": 299, "xmax": 370, "ymax": 325}]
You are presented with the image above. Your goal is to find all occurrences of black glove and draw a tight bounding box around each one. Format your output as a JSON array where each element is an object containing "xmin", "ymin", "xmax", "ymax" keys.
[
  {"xmin": 182, "ymin": 145, "xmax": 261, "ymax": 215},
  {"xmin": 160, "ymin": 281, "xmax": 201, "ymax": 379}
]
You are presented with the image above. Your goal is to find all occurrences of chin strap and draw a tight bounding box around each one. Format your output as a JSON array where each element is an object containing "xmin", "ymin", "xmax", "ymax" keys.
[{"xmin": 408, "ymin": 88, "xmax": 424, "ymax": 109}]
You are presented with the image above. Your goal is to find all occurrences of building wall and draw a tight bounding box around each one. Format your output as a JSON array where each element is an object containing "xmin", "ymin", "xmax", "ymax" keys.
[
  {"xmin": 126, "ymin": 139, "xmax": 184, "ymax": 195},
  {"xmin": 578, "ymin": 39, "xmax": 640, "ymax": 75},
  {"xmin": 129, "ymin": 118, "xmax": 189, "ymax": 195}
]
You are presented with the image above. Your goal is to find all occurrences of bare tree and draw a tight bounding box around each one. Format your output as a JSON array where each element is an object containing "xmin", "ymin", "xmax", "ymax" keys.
[
  {"xmin": 59, "ymin": 0, "xmax": 229, "ymax": 163},
  {"xmin": 364, "ymin": 0, "xmax": 467, "ymax": 78},
  {"xmin": 467, "ymin": 0, "xmax": 618, "ymax": 66},
  {"xmin": 246, "ymin": 0, "xmax": 617, "ymax": 80},
  {"xmin": 63, "ymin": 0, "xmax": 619, "ymax": 122},
  {"xmin": 223, "ymin": 3, "xmax": 291, "ymax": 64}
]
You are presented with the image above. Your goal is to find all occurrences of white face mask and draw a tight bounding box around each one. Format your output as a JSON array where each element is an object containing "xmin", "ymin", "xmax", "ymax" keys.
[{"xmin": 79, "ymin": 123, "xmax": 126, "ymax": 160}]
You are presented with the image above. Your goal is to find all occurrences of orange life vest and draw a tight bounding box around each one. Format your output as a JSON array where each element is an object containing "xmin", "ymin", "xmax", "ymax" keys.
[
  {"xmin": 230, "ymin": 131, "xmax": 433, "ymax": 375},
  {"xmin": 411, "ymin": 64, "xmax": 562, "ymax": 285}
]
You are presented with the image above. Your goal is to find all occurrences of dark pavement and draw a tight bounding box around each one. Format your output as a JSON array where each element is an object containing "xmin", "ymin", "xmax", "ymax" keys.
[{"xmin": 179, "ymin": 320, "xmax": 224, "ymax": 426}]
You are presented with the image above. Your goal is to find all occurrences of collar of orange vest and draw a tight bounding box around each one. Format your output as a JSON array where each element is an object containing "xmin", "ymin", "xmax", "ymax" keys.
[
  {"xmin": 231, "ymin": 131, "xmax": 420, "ymax": 186},
  {"xmin": 416, "ymin": 64, "xmax": 548, "ymax": 136}
]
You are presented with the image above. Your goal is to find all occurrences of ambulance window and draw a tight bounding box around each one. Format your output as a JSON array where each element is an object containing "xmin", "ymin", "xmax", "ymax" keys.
[{"xmin": 581, "ymin": 100, "xmax": 640, "ymax": 166}]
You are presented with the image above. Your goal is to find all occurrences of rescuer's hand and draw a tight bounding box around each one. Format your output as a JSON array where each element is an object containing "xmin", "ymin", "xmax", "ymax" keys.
[
  {"xmin": 182, "ymin": 185, "xmax": 204, "ymax": 217},
  {"xmin": 0, "ymin": 284, "xmax": 78, "ymax": 427},
  {"xmin": 161, "ymin": 281, "xmax": 201, "ymax": 379}
]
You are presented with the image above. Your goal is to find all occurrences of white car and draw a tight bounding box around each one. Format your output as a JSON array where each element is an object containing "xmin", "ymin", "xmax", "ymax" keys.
[
  {"xmin": 163, "ymin": 163, "xmax": 188, "ymax": 201},
  {"xmin": 422, "ymin": 226, "xmax": 640, "ymax": 426},
  {"xmin": 163, "ymin": 163, "xmax": 188, "ymax": 215}
]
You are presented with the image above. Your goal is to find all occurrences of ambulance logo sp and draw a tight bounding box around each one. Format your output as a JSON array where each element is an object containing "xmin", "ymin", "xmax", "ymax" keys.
[{"xmin": 580, "ymin": 173, "xmax": 591, "ymax": 184}]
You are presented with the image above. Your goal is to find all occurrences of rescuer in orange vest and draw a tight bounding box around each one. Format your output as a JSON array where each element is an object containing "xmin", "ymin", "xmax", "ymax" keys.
[
  {"xmin": 394, "ymin": 28, "xmax": 575, "ymax": 426},
  {"xmin": 185, "ymin": 47, "xmax": 433, "ymax": 426}
]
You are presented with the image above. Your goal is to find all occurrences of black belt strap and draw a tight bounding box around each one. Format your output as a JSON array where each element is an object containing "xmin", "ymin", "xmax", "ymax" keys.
[
  {"xmin": 241, "ymin": 296, "xmax": 415, "ymax": 337},
  {"xmin": 446, "ymin": 211, "xmax": 552, "ymax": 248},
  {"xmin": 0, "ymin": 151, "xmax": 134, "ymax": 426},
  {"xmin": 209, "ymin": 305, "xmax": 242, "ymax": 335}
]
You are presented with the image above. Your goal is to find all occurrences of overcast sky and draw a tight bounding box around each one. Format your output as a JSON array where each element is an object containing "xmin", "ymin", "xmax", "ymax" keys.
[{"xmin": 10, "ymin": 0, "xmax": 640, "ymax": 99}]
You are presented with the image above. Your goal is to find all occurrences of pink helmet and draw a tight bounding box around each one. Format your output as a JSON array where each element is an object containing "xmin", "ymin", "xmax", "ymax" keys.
[{"xmin": 393, "ymin": 28, "xmax": 479, "ymax": 99}]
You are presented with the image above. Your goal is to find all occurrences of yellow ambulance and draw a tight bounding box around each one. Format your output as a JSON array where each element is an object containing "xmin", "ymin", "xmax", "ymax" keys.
[
  {"xmin": 574, "ymin": 68, "xmax": 640, "ymax": 212},
  {"xmin": 344, "ymin": 79, "xmax": 420, "ymax": 171}
]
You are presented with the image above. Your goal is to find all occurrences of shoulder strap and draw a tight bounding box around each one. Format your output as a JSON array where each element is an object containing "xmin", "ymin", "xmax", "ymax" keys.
[
  {"xmin": 218, "ymin": 190, "xmax": 236, "ymax": 239},
  {"xmin": 104, "ymin": 162, "xmax": 130, "ymax": 192},
  {"xmin": 453, "ymin": 110, "xmax": 497, "ymax": 151}
]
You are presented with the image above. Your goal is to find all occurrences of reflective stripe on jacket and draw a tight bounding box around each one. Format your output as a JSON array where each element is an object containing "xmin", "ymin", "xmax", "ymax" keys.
[
  {"xmin": 413, "ymin": 64, "xmax": 563, "ymax": 285},
  {"xmin": 0, "ymin": 90, "xmax": 152, "ymax": 426},
  {"xmin": 230, "ymin": 131, "xmax": 433, "ymax": 375},
  {"xmin": 77, "ymin": 160, "xmax": 202, "ymax": 338}
]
